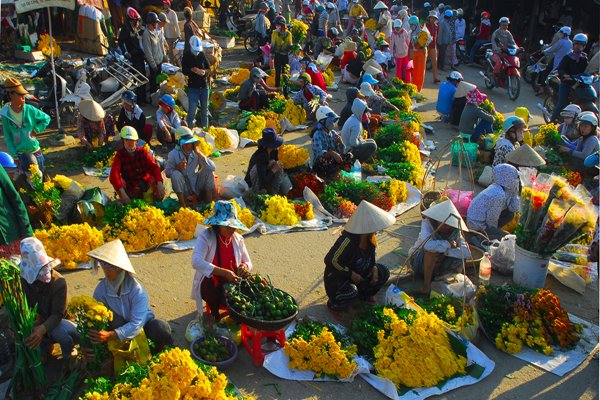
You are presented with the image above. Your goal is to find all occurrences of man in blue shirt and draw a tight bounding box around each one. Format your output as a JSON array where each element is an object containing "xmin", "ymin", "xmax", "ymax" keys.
[
  {"xmin": 436, "ymin": 71, "xmax": 462, "ymax": 122},
  {"xmin": 544, "ymin": 26, "xmax": 573, "ymax": 72}
]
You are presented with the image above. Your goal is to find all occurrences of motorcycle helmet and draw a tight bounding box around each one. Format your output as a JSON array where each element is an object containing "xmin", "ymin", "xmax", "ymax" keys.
[
  {"xmin": 577, "ymin": 111, "xmax": 598, "ymax": 127},
  {"xmin": 158, "ymin": 94, "xmax": 175, "ymax": 109},
  {"xmin": 423, "ymin": 2, "xmax": 431, "ymax": 8},
  {"xmin": 560, "ymin": 104, "xmax": 582, "ymax": 118},
  {"xmin": 120, "ymin": 126, "xmax": 139, "ymax": 141},
  {"xmin": 330, "ymin": 27, "xmax": 339, "ymax": 36},
  {"xmin": 303, "ymin": 0, "xmax": 309, "ymax": 5},
  {"xmin": 502, "ymin": 116, "xmax": 526, "ymax": 134},
  {"xmin": 326, "ymin": 2, "xmax": 335, "ymax": 9},
  {"xmin": 559, "ymin": 26, "xmax": 571, "ymax": 36},
  {"xmin": 162, "ymin": 0, "xmax": 171, "ymax": 6},
  {"xmin": 127, "ymin": 7, "xmax": 141, "ymax": 20},
  {"xmin": 449, "ymin": 71, "xmax": 464, "ymax": 81},
  {"xmin": 481, "ymin": 11, "xmax": 490, "ymax": 19},
  {"xmin": 444, "ymin": 10, "xmax": 452, "ymax": 18},
  {"xmin": 408, "ymin": 16, "xmax": 419, "ymax": 26},
  {"xmin": 250, "ymin": 67, "xmax": 268, "ymax": 78},
  {"xmin": 274, "ymin": 15, "xmax": 287, "ymax": 26},
  {"xmin": 573, "ymin": 33, "xmax": 588, "ymax": 46},
  {"xmin": 393, "ymin": 19, "xmax": 402, "ymax": 28},
  {"xmin": 146, "ymin": 12, "xmax": 159, "ymax": 24},
  {"xmin": 189, "ymin": 35, "xmax": 202, "ymax": 55},
  {"xmin": 506, "ymin": 45, "xmax": 518, "ymax": 56},
  {"xmin": 316, "ymin": 5, "xmax": 325, "ymax": 12},
  {"xmin": 0, "ymin": 152, "xmax": 17, "ymax": 168},
  {"xmin": 316, "ymin": 106, "xmax": 339, "ymax": 122},
  {"xmin": 499, "ymin": 17, "xmax": 510, "ymax": 24},
  {"xmin": 122, "ymin": 90, "xmax": 137, "ymax": 105},
  {"xmin": 351, "ymin": 28, "xmax": 360, "ymax": 35},
  {"xmin": 457, "ymin": 8, "xmax": 463, "ymax": 16}
]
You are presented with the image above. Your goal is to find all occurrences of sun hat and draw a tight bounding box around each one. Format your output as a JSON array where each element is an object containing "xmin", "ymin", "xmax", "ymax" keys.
[
  {"xmin": 393, "ymin": 19, "xmax": 403, "ymax": 28},
  {"xmin": 505, "ymin": 144, "xmax": 546, "ymax": 167},
  {"xmin": 345, "ymin": 200, "xmax": 395, "ymax": 234},
  {"xmin": 361, "ymin": 73, "xmax": 379, "ymax": 85},
  {"xmin": 3, "ymin": 77, "xmax": 28, "ymax": 95},
  {"xmin": 258, "ymin": 128, "xmax": 283, "ymax": 148},
  {"xmin": 374, "ymin": 1, "xmax": 388, "ymax": 9},
  {"xmin": 428, "ymin": 10, "xmax": 438, "ymax": 19},
  {"xmin": 175, "ymin": 126, "xmax": 193, "ymax": 141},
  {"xmin": 120, "ymin": 126, "xmax": 139, "ymax": 140},
  {"xmin": 162, "ymin": 0, "xmax": 171, "ymax": 5},
  {"xmin": 251, "ymin": 67, "xmax": 268, "ymax": 78},
  {"xmin": 360, "ymin": 82, "xmax": 377, "ymax": 97},
  {"xmin": 79, "ymin": 99, "xmax": 106, "ymax": 122},
  {"xmin": 363, "ymin": 58, "xmax": 383, "ymax": 72},
  {"xmin": 422, "ymin": 200, "xmax": 469, "ymax": 231},
  {"xmin": 88, "ymin": 239, "xmax": 136, "ymax": 274},
  {"xmin": 454, "ymin": 81, "xmax": 476, "ymax": 98},
  {"xmin": 0, "ymin": 152, "xmax": 18, "ymax": 168},
  {"xmin": 179, "ymin": 133, "xmax": 200, "ymax": 147},
  {"xmin": 204, "ymin": 200, "xmax": 249, "ymax": 231},
  {"xmin": 466, "ymin": 88, "xmax": 487, "ymax": 105},
  {"xmin": 19, "ymin": 238, "xmax": 61, "ymax": 284}
]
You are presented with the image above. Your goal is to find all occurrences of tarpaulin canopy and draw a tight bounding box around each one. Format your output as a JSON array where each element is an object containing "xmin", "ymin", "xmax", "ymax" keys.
[{"xmin": 15, "ymin": 0, "xmax": 75, "ymax": 14}]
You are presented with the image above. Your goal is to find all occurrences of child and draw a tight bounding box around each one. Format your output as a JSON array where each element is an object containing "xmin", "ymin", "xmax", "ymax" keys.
[{"xmin": 557, "ymin": 104, "xmax": 582, "ymax": 141}]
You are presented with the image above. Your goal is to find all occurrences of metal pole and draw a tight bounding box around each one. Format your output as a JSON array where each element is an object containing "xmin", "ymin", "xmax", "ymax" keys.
[{"xmin": 47, "ymin": 7, "xmax": 62, "ymax": 132}]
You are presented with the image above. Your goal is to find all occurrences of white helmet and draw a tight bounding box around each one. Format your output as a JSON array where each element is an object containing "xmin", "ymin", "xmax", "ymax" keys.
[
  {"xmin": 560, "ymin": 104, "xmax": 582, "ymax": 117},
  {"xmin": 374, "ymin": 1, "xmax": 388, "ymax": 10},
  {"xmin": 190, "ymin": 35, "xmax": 202, "ymax": 55},
  {"xmin": 577, "ymin": 111, "xmax": 598, "ymax": 127},
  {"xmin": 316, "ymin": 106, "xmax": 339, "ymax": 122},
  {"xmin": 120, "ymin": 126, "xmax": 139, "ymax": 140}
]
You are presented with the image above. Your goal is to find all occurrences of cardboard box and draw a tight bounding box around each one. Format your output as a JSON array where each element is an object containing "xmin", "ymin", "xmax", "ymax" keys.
[{"xmin": 76, "ymin": 16, "xmax": 109, "ymax": 56}]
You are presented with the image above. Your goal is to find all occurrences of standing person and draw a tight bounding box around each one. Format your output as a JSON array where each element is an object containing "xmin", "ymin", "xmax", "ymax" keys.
[
  {"xmin": 447, "ymin": 9, "xmax": 457, "ymax": 67},
  {"xmin": 390, "ymin": 19, "xmax": 410, "ymax": 81},
  {"xmin": 183, "ymin": 7, "xmax": 201, "ymax": 53},
  {"xmin": 117, "ymin": 91, "xmax": 153, "ymax": 144},
  {"xmin": 182, "ymin": 35, "xmax": 211, "ymax": 128},
  {"xmin": 19, "ymin": 238, "xmax": 79, "ymax": 369},
  {"xmin": 161, "ymin": 0, "xmax": 181, "ymax": 65},
  {"xmin": 345, "ymin": 0, "xmax": 367, "ymax": 36},
  {"xmin": 426, "ymin": 11, "xmax": 440, "ymax": 83},
  {"xmin": 468, "ymin": 11, "xmax": 491, "ymax": 64},
  {"xmin": 326, "ymin": 2, "xmax": 341, "ymax": 34},
  {"xmin": 0, "ymin": 159, "xmax": 32, "ymax": 256},
  {"xmin": 341, "ymin": 98, "xmax": 377, "ymax": 162},
  {"xmin": 454, "ymin": 8, "xmax": 466, "ymax": 59},
  {"xmin": 437, "ymin": 10, "xmax": 453, "ymax": 71},
  {"xmin": 314, "ymin": 5, "xmax": 329, "ymax": 56},
  {"xmin": 323, "ymin": 200, "xmax": 393, "ymax": 311},
  {"xmin": 88, "ymin": 240, "xmax": 174, "ymax": 354},
  {"xmin": 374, "ymin": 1, "xmax": 392, "ymax": 40},
  {"xmin": 254, "ymin": 3, "xmax": 271, "ymax": 46},
  {"xmin": 244, "ymin": 128, "xmax": 292, "ymax": 196},
  {"xmin": 119, "ymin": 7, "xmax": 146, "ymax": 104},
  {"xmin": 142, "ymin": 12, "xmax": 167, "ymax": 100},
  {"xmin": 271, "ymin": 16, "xmax": 293, "ymax": 87},
  {"xmin": 549, "ymin": 33, "xmax": 589, "ymax": 122},
  {"xmin": 165, "ymin": 128, "xmax": 217, "ymax": 207},
  {"xmin": 0, "ymin": 77, "xmax": 51, "ymax": 174},
  {"xmin": 409, "ymin": 15, "xmax": 431, "ymax": 91}
]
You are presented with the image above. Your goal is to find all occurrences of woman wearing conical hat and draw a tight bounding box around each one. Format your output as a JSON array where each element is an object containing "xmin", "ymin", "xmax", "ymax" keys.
[
  {"xmin": 86, "ymin": 239, "xmax": 173, "ymax": 354},
  {"xmin": 323, "ymin": 200, "xmax": 393, "ymax": 312}
]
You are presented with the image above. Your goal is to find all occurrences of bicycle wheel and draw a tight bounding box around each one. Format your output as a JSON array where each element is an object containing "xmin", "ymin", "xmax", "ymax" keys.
[{"xmin": 244, "ymin": 34, "xmax": 260, "ymax": 54}]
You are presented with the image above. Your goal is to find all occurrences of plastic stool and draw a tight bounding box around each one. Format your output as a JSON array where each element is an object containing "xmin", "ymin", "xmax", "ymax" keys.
[{"xmin": 241, "ymin": 324, "xmax": 286, "ymax": 366}]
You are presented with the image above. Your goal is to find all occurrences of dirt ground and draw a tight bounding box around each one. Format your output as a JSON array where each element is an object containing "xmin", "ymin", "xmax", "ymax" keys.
[{"xmin": 8, "ymin": 47, "xmax": 600, "ymax": 399}]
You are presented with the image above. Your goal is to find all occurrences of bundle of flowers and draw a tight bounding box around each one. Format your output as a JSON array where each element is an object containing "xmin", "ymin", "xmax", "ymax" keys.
[
  {"xmin": 480, "ymin": 99, "xmax": 504, "ymax": 132},
  {"xmin": 37, "ymin": 33, "xmax": 61, "ymax": 58},
  {"xmin": 288, "ymin": 172, "xmax": 325, "ymax": 199},
  {"xmin": 82, "ymin": 144, "xmax": 116, "ymax": 169},
  {"xmin": 174, "ymin": 104, "xmax": 188, "ymax": 121},
  {"xmin": 260, "ymin": 195, "xmax": 300, "ymax": 226},
  {"xmin": 379, "ymin": 179, "xmax": 408, "ymax": 205},
  {"xmin": 284, "ymin": 99, "xmax": 306, "ymax": 126},
  {"xmin": 477, "ymin": 285, "xmax": 582, "ymax": 355},
  {"xmin": 210, "ymin": 91, "xmax": 226, "ymax": 111},
  {"xmin": 291, "ymin": 19, "xmax": 309, "ymax": 45},
  {"xmin": 378, "ymin": 161, "xmax": 419, "ymax": 185},
  {"xmin": 389, "ymin": 78, "xmax": 418, "ymax": 97},
  {"xmin": 376, "ymin": 140, "xmax": 423, "ymax": 186},
  {"xmin": 229, "ymin": 68, "xmax": 250, "ymax": 85},
  {"xmin": 284, "ymin": 319, "xmax": 358, "ymax": 379},
  {"xmin": 52, "ymin": 174, "xmax": 83, "ymax": 191},
  {"xmin": 364, "ymin": 18, "xmax": 378, "ymax": 30},
  {"xmin": 68, "ymin": 295, "xmax": 113, "ymax": 371},
  {"xmin": 279, "ymin": 144, "xmax": 310, "ymax": 169},
  {"xmin": 388, "ymin": 95, "xmax": 412, "ymax": 113},
  {"xmin": 358, "ymin": 40, "xmax": 372, "ymax": 58},
  {"xmin": 292, "ymin": 200, "xmax": 315, "ymax": 220},
  {"xmin": 224, "ymin": 85, "xmax": 240, "ymax": 101},
  {"xmin": 83, "ymin": 347, "xmax": 252, "ymax": 399},
  {"xmin": 34, "ymin": 223, "xmax": 105, "ymax": 269},
  {"xmin": 240, "ymin": 114, "xmax": 266, "ymax": 141},
  {"xmin": 535, "ymin": 123, "xmax": 561, "ymax": 148},
  {"xmin": 170, "ymin": 208, "xmax": 205, "ymax": 240},
  {"xmin": 260, "ymin": 110, "xmax": 282, "ymax": 133},
  {"xmin": 323, "ymin": 68, "xmax": 334, "ymax": 87},
  {"xmin": 416, "ymin": 30, "xmax": 430, "ymax": 49},
  {"xmin": 208, "ymin": 126, "xmax": 234, "ymax": 150},
  {"xmin": 266, "ymin": 71, "xmax": 277, "ymax": 87},
  {"xmin": 320, "ymin": 178, "xmax": 395, "ymax": 217},
  {"xmin": 268, "ymin": 96, "xmax": 287, "ymax": 114},
  {"xmin": 200, "ymin": 199, "xmax": 256, "ymax": 231},
  {"xmin": 415, "ymin": 295, "xmax": 478, "ymax": 341},
  {"xmin": 21, "ymin": 164, "xmax": 61, "ymax": 226},
  {"xmin": 515, "ymin": 174, "xmax": 597, "ymax": 256},
  {"xmin": 374, "ymin": 124, "xmax": 416, "ymax": 149}
]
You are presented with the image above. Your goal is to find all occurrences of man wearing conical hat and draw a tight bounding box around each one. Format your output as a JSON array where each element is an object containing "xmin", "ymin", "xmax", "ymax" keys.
[
  {"xmin": 87, "ymin": 240, "xmax": 173, "ymax": 354},
  {"xmin": 408, "ymin": 200, "xmax": 470, "ymax": 296},
  {"xmin": 323, "ymin": 201, "xmax": 394, "ymax": 311}
]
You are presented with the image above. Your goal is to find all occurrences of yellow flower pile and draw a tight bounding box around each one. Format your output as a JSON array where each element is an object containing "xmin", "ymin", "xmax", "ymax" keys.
[
  {"xmin": 290, "ymin": 19, "xmax": 309, "ymax": 42},
  {"xmin": 284, "ymin": 99, "xmax": 306, "ymax": 126},
  {"xmin": 170, "ymin": 208, "xmax": 205, "ymax": 240},
  {"xmin": 34, "ymin": 223, "xmax": 105, "ymax": 269},
  {"xmin": 260, "ymin": 110, "xmax": 282, "ymax": 133},
  {"xmin": 495, "ymin": 316, "xmax": 553, "ymax": 355},
  {"xmin": 68, "ymin": 295, "xmax": 113, "ymax": 329},
  {"xmin": 210, "ymin": 91, "xmax": 226, "ymax": 111},
  {"xmin": 37, "ymin": 33, "xmax": 61, "ymax": 58},
  {"xmin": 229, "ymin": 68, "xmax": 250, "ymax": 85},
  {"xmin": 201, "ymin": 199, "xmax": 256, "ymax": 231},
  {"xmin": 535, "ymin": 122, "xmax": 560, "ymax": 146},
  {"xmin": 373, "ymin": 308, "xmax": 467, "ymax": 388},
  {"xmin": 266, "ymin": 71, "xmax": 276, "ymax": 87},
  {"xmin": 365, "ymin": 18, "xmax": 378, "ymax": 30},
  {"xmin": 399, "ymin": 140, "xmax": 424, "ymax": 187},
  {"xmin": 52, "ymin": 174, "xmax": 82, "ymax": 191},
  {"xmin": 260, "ymin": 195, "xmax": 300, "ymax": 226},
  {"xmin": 84, "ymin": 347, "xmax": 245, "ymax": 400},
  {"xmin": 195, "ymin": 136, "xmax": 214, "ymax": 156},
  {"xmin": 208, "ymin": 126, "xmax": 234, "ymax": 150},
  {"xmin": 284, "ymin": 327, "xmax": 358, "ymax": 379},
  {"xmin": 103, "ymin": 206, "xmax": 178, "ymax": 252},
  {"xmin": 278, "ymin": 144, "xmax": 310, "ymax": 169},
  {"xmin": 167, "ymin": 72, "xmax": 186, "ymax": 89},
  {"xmin": 223, "ymin": 85, "xmax": 240, "ymax": 100},
  {"xmin": 241, "ymin": 114, "xmax": 267, "ymax": 141},
  {"xmin": 380, "ymin": 179, "xmax": 408, "ymax": 204},
  {"xmin": 322, "ymin": 68, "xmax": 334, "ymax": 87}
]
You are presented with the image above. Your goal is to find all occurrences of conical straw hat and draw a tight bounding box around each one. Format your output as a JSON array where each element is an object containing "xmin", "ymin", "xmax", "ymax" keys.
[
  {"xmin": 505, "ymin": 144, "xmax": 546, "ymax": 167},
  {"xmin": 422, "ymin": 200, "xmax": 469, "ymax": 231},
  {"xmin": 454, "ymin": 81, "xmax": 477, "ymax": 98},
  {"xmin": 87, "ymin": 239, "xmax": 136, "ymax": 274},
  {"xmin": 363, "ymin": 58, "xmax": 383, "ymax": 73},
  {"xmin": 344, "ymin": 200, "xmax": 396, "ymax": 234},
  {"xmin": 79, "ymin": 99, "xmax": 106, "ymax": 122}
]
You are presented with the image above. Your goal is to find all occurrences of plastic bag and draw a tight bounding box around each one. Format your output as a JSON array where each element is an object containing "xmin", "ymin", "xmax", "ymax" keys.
[
  {"xmin": 486, "ymin": 234, "xmax": 516, "ymax": 274},
  {"xmin": 185, "ymin": 317, "xmax": 205, "ymax": 343},
  {"xmin": 430, "ymin": 273, "xmax": 477, "ymax": 300},
  {"xmin": 219, "ymin": 175, "xmax": 249, "ymax": 199},
  {"xmin": 478, "ymin": 166, "xmax": 493, "ymax": 187},
  {"xmin": 108, "ymin": 329, "xmax": 151, "ymax": 375},
  {"xmin": 444, "ymin": 188, "xmax": 473, "ymax": 217},
  {"xmin": 384, "ymin": 284, "xmax": 410, "ymax": 307}
]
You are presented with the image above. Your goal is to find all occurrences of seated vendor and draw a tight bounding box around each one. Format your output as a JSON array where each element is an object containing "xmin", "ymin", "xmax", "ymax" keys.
[
  {"xmin": 557, "ymin": 104, "xmax": 582, "ymax": 141},
  {"xmin": 493, "ymin": 116, "xmax": 524, "ymax": 166},
  {"xmin": 165, "ymin": 127, "xmax": 217, "ymax": 207},
  {"xmin": 360, "ymin": 81, "xmax": 399, "ymax": 115},
  {"xmin": 88, "ymin": 240, "xmax": 173, "ymax": 355},
  {"xmin": 312, "ymin": 106, "xmax": 353, "ymax": 180},
  {"xmin": 19, "ymin": 238, "xmax": 79, "ymax": 368},
  {"xmin": 156, "ymin": 94, "xmax": 183, "ymax": 146},
  {"xmin": 324, "ymin": 200, "xmax": 393, "ymax": 312},
  {"xmin": 338, "ymin": 87, "xmax": 363, "ymax": 129},
  {"xmin": 458, "ymin": 88, "xmax": 494, "ymax": 143},
  {"xmin": 238, "ymin": 67, "xmax": 280, "ymax": 112},
  {"xmin": 293, "ymin": 73, "xmax": 329, "ymax": 121},
  {"xmin": 191, "ymin": 200, "xmax": 252, "ymax": 320},
  {"xmin": 559, "ymin": 111, "xmax": 599, "ymax": 174},
  {"xmin": 300, "ymin": 56, "xmax": 328, "ymax": 92},
  {"xmin": 467, "ymin": 163, "xmax": 520, "ymax": 244},
  {"xmin": 117, "ymin": 90, "xmax": 153, "ymax": 144},
  {"xmin": 408, "ymin": 200, "xmax": 470, "ymax": 295},
  {"xmin": 449, "ymin": 78, "xmax": 475, "ymax": 127},
  {"xmin": 245, "ymin": 128, "xmax": 292, "ymax": 196},
  {"xmin": 77, "ymin": 100, "xmax": 114, "ymax": 150},
  {"xmin": 436, "ymin": 71, "xmax": 462, "ymax": 122},
  {"xmin": 341, "ymin": 98, "xmax": 377, "ymax": 162},
  {"xmin": 109, "ymin": 126, "xmax": 165, "ymax": 204},
  {"xmin": 341, "ymin": 51, "xmax": 365, "ymax": 85}
]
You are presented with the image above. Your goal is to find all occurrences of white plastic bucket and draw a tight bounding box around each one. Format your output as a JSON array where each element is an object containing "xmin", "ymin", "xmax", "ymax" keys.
[{"xmin": 513, "ymin": 245, "xmax": 550, "ymax": 289}]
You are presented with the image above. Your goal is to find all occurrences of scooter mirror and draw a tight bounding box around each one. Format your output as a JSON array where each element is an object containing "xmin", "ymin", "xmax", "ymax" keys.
[{"xmin": 539, "ymin": 39, "xmax": 544, "ymax": 45}]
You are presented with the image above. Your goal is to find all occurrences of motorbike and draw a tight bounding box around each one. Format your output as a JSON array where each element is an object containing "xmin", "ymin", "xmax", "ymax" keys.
[
  {"xmin": 59, "ymin": 68, "xmax": 93, "ymax": 126},
  {"xmin": 523, "ymin": 40, "xmax": 549, "ymax": 91},
  {"xmin": 455, "ymin": 39, "xmax": 468, "ymax": 66},
  {"xmin": 537, "ymin": 73, "xmax": 599, "ymax": 123},
  {"xmin": 480, "ymin": 45, "xmax": 523, "ymax": 101}
]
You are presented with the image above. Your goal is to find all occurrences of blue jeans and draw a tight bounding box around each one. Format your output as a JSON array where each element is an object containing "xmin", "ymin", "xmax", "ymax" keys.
[
  {"xmin": 471, "ymin": 120, "xmax": 494, "ymax": 143},
  {"xmin": 469, "ymin": 39, "xmax": 489, "ymax": 63},
  {"xmin": 186, "ymin": 87, "xmax": 210, "ymax": 128},
  {"xmin": 550, "ymin": 82, "xmax": 572, "ymax": 122},
  {"xmin": 42, "ymin": 319, "xmax": 80, "ymax": 361},
  {"xmin": 18, "ymin": 149, "xmax": 44, "ymax": 175}
]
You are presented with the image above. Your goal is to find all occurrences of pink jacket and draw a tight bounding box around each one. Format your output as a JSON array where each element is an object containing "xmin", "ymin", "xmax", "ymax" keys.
[{"xmin": 390, "ymin": 28, "xmax": 410, "ymax": 58}]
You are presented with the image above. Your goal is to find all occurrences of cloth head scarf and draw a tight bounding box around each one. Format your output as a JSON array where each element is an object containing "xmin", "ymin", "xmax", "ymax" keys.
[
  {"xmin": 19, "ymin": 237, "xmax": 60, "ymax": 284},
  {"xmin": 492, "ymin": 163, "xmax": 519, "ymax": 193},
  {"xmin": 466, "ymin": 88, "xmax": 487, "ymax": 104}
]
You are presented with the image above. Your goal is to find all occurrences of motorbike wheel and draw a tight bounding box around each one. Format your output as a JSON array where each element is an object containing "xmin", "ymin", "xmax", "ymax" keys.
[
  {"xmin": 484, "ymin": 66, "xmax": 494, "ymax": 89},
  {"xmin": 508, "ymin": 75, "xmax": 521, "ymax": 100},
  {"xmin": 244, "ymin": 34, "xmax": 260, "ymax": 54},
  {"xmin": 522, "ymin": 67, "xmax": 533, "ymax": 84},
  {"xmin": 543, "ymin": 96, "xmax": 555, "ymax": 123},
  {"xmin": 59, "ymin": 103, "xmax": 79, "ymax": 127}
]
